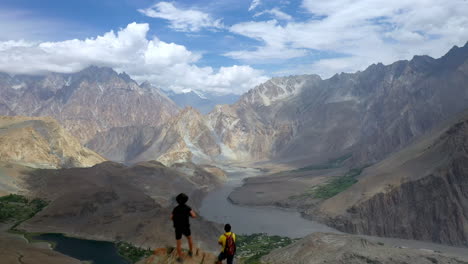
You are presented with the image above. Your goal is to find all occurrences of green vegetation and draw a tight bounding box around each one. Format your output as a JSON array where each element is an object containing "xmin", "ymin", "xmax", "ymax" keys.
[
  {"xmin": 296, "ymin": 153, "xmax": 352, "ymax": 171},
  {"xmin": 0, "ymin": 194, "xmax": 48, "ymax": 225},
  {"xmin": 237, "ymin": 234, "xmax": 298, "ymax": 264},
  {"xmin": 311, "ymin": 175, "xmax": 358, "ymax": 199},
  {"xmin": 116, "ymin": 241, "xmax": 153, "ymax": 263},
  {"xmin": 291, "ymin": 166, "xmax": 369, "ymax": 200}
]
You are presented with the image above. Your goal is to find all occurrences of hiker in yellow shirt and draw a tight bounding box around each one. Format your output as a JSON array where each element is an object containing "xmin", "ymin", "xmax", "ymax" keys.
[{"xmin": 216, "ymin": 224, "xmax": 236, "ymax": 264}]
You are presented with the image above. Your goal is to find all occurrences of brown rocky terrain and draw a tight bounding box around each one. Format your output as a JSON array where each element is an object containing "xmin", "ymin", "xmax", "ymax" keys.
[
  {"xmin": 315, "ymin": 111, "xmax": 468, "ymax": 246},
  {"xmin": 88, "ymin": 107, "xmax": 226, "ymax": 166},
  {"xmin": 228, "ymin": 167, "xmax": 346, "ymax": 208},
  {"xmin": 18, "ymin": 161, "xmax": 224, "ymax": 251},
  {"xmin": 0, "ymin": 67, "xmax": 178, "ymax": 144},
  {"xmin": 0, "ymin": 116, "xmax": 105, "ymax": 169},
  {"xmin": 138, "ymin": 247, "xmax": 217, "ymax": 264},
  {"xmin": 261, "ymin": 233, "xmax": 468, "ymax": 264}
]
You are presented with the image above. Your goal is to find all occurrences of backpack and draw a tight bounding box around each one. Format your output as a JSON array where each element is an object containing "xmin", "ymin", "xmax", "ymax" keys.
[{"xmin": 224, "ymin": 234, "xmax": 236, "ymax": 256}]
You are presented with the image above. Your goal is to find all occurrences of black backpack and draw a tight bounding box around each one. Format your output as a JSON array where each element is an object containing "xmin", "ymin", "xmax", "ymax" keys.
[{"xmin": 224, "ymin": 234, "xmax": 236, "ymax": 256}]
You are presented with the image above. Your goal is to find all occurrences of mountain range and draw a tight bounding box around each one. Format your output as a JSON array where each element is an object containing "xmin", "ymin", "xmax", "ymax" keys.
[{"xmin": 1, "ymin": 42, "xmax": 467, "ymax": 168}]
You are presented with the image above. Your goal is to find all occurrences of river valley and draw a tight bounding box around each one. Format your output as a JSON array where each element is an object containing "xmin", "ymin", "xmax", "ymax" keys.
[{"xmin": 199, "ymin": 166, "xmax": 340, "ymax": 237}]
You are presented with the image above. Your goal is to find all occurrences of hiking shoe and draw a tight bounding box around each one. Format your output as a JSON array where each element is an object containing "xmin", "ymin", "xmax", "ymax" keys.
[
  {"xmin": 188, "ymin": 251, "xmax": 193, "ymax": 257},
  {"xmin": 176, "ymin": 257, "xmax": 183, "ymax": 263}
]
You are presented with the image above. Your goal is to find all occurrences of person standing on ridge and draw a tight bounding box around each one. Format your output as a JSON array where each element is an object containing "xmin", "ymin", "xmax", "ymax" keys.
[
  {"xmin": 216, "ymin": 224, "xmax": 236, "ymax": 264},
  {"xmin": 171, "ymin": 193, "xmax": 197, "ymax": 262}
]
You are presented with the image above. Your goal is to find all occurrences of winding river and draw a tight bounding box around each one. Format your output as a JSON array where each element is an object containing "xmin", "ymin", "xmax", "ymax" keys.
[{"xmin": 199, "ymin": 167, "xmax": 338, "ymax": 238}]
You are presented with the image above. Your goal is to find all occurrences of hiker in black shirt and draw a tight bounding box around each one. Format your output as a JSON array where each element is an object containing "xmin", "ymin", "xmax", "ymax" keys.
[{"xmin": 171, "ymin": 193, "xmax": 197, "ymax": 262}]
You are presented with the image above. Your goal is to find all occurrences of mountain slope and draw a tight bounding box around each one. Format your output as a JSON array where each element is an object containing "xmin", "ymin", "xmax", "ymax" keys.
[
  {"xmin": 88, "ymin": 107, "xmax": 229, "ymax": 166},
  {"xmin": 0, "ymin": 116, "xmax": 105, "ymax": 168},
  {"xmin": 19, "ymin": 161, "xmax": 224, "ymax": 251},
  {"xmin": 317, "ymin": 111, "xmax": 468, "ymax": 245},
  {"xmin": 262, "ymin": 233, "xmax": 468, "ymax": 264},
  {"xmin": 0, "ymin": 67, "xmax": 179, "ymax": 144},
  {"xmin": 209, "ymin": 42, "xmax": 468, "ymax": 166}
]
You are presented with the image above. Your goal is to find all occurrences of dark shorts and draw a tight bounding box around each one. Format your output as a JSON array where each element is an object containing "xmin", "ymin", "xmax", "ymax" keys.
[
  {"xmin": 218, "ymin": 252, "xmax": 234, "ymax": 264},
  {"xmin": 174, "ymin": 227, "xmax": 191, "ymax": 240}
]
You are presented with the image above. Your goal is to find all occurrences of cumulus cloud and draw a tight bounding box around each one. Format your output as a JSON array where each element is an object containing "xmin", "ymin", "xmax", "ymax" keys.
[
  {"xmin": 0, "ymin": 22, "xmax": 267, "ymax": 94},
  {"xmin": 254, "ymin": 8, "xmax": 292, "ymax": 21},
  {"xmin": 248, "ymin": 0, "xmax": 262, "ymax": 11},
  {"xmin": 138, "ymin": 2, "xmax": 223, "ymax": 32},
  {"xmin": 228, "ymin": 0, "xmax": 468, "ymax": 77}
]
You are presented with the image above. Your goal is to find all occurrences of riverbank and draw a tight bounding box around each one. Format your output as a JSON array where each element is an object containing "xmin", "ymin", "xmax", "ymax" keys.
[
  {"xmin": 199, "ymin": 166, "xmax": 339, "ymax": 238},
  {"xmin": 202, "ymin": 166, "xmax": 468, "ymax": 262}
]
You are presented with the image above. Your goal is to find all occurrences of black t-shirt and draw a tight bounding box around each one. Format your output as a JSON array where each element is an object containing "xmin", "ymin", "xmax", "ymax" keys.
[{"xmin": 172, "ymin": 204, "xmax": 192, "ymax": 229}]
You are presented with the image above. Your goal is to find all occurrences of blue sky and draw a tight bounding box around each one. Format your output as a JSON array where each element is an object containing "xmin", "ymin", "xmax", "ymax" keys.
[{"xmin": 0, "ymin": 0, "xmax": 467, "ymax": 94}]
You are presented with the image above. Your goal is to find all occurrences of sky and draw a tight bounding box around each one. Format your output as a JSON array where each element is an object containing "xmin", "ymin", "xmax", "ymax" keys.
[{"xmin": 0, "ymin": 0, "xmax": 467, "ymax": 94}]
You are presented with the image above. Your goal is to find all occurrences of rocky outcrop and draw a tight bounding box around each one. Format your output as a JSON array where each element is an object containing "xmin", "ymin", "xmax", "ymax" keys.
[
  {"xmin": 319, "ymin": 114, "xmax": 468, "ymax": 246},
  {"xmin": 262, "ymin": 233, "xmax": 468, "ymax": 264},
  {"xmin": 139, "ymin": 247, "xmax": 217, "ymax": 264},
  {"xmin": 0, "ymin": 116, "xmax": 105, "ymax": 168}
]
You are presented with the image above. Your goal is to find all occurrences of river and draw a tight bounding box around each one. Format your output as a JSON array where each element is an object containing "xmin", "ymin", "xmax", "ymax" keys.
[
  {"xmin": 199, "ymin": 166, "xmax": 338, "ymax": 238},
  {"xmin": 33, "ymin": 233, "xmax": 129, "ymax": 264}
]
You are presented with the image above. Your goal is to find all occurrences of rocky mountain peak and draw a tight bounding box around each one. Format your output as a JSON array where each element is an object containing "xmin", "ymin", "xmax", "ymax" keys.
[{"xmin": 239, "ymin": 74, "xmax": 319, "ymax": 107}]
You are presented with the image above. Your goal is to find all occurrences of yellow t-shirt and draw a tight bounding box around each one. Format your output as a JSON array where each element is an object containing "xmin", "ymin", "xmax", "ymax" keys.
[{"xmin": 218, "ymin": 232, "xmax": 236, "ymax": 252}]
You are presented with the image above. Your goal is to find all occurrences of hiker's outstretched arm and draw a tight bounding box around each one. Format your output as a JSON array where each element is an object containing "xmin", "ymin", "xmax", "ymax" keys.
[{"xmin": 190, "ymin": 210, "xmax": 197, "ymax": 218}]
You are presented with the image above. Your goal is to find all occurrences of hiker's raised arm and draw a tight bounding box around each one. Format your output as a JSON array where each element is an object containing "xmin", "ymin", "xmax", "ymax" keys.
[
  {"xmin": 170, "ymin": 213, "xmax": 173, "ymax": 220},
  {"xmin": 190, "ymin": 210, "xmax": 197, "ymax": 218}
]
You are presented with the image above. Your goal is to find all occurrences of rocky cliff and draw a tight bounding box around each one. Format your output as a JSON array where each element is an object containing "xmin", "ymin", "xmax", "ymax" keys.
[
  {"xmin": 318, "ymin": 112, "xmax": 468, "ymax": 246},
  {"xmin": 0, "ymin": 116, "xmax": 105, "ymax": 168}
]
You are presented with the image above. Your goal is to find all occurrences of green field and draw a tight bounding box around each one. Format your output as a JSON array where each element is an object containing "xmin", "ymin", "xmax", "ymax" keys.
[
  {"xmin": 236, "ymin": 234, "xmax": 298, "ymax": 264},
  {"xmin": 0, "ymin": 194, "xmax": 48, "ymax": 226},
  {"xmin": 291, "ymin": 166, "xmax": 369, "ymax": 200}
]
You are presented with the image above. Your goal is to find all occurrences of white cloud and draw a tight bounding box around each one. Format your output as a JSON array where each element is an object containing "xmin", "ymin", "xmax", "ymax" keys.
[
  {"xmin": 248, "ymin": 0, "xmax": 262, "ymax": 11},
  {"xmin": 138, "ymin": 2, "xmax": 223, "ymax": 32},
  {"xmin": 0, "ymin": 22, "xmax": 267, "ymax": 94},
  {"xmin": 254, "ymin": 8, "xmax": 292, "ymax": 21},
  {"xmin": 225, "ymin": 20, "xmax": 307, "ymax": 62},
  {"xmin": 228, "ymin": 0, "xmax": 468, "ymax": 77}
]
